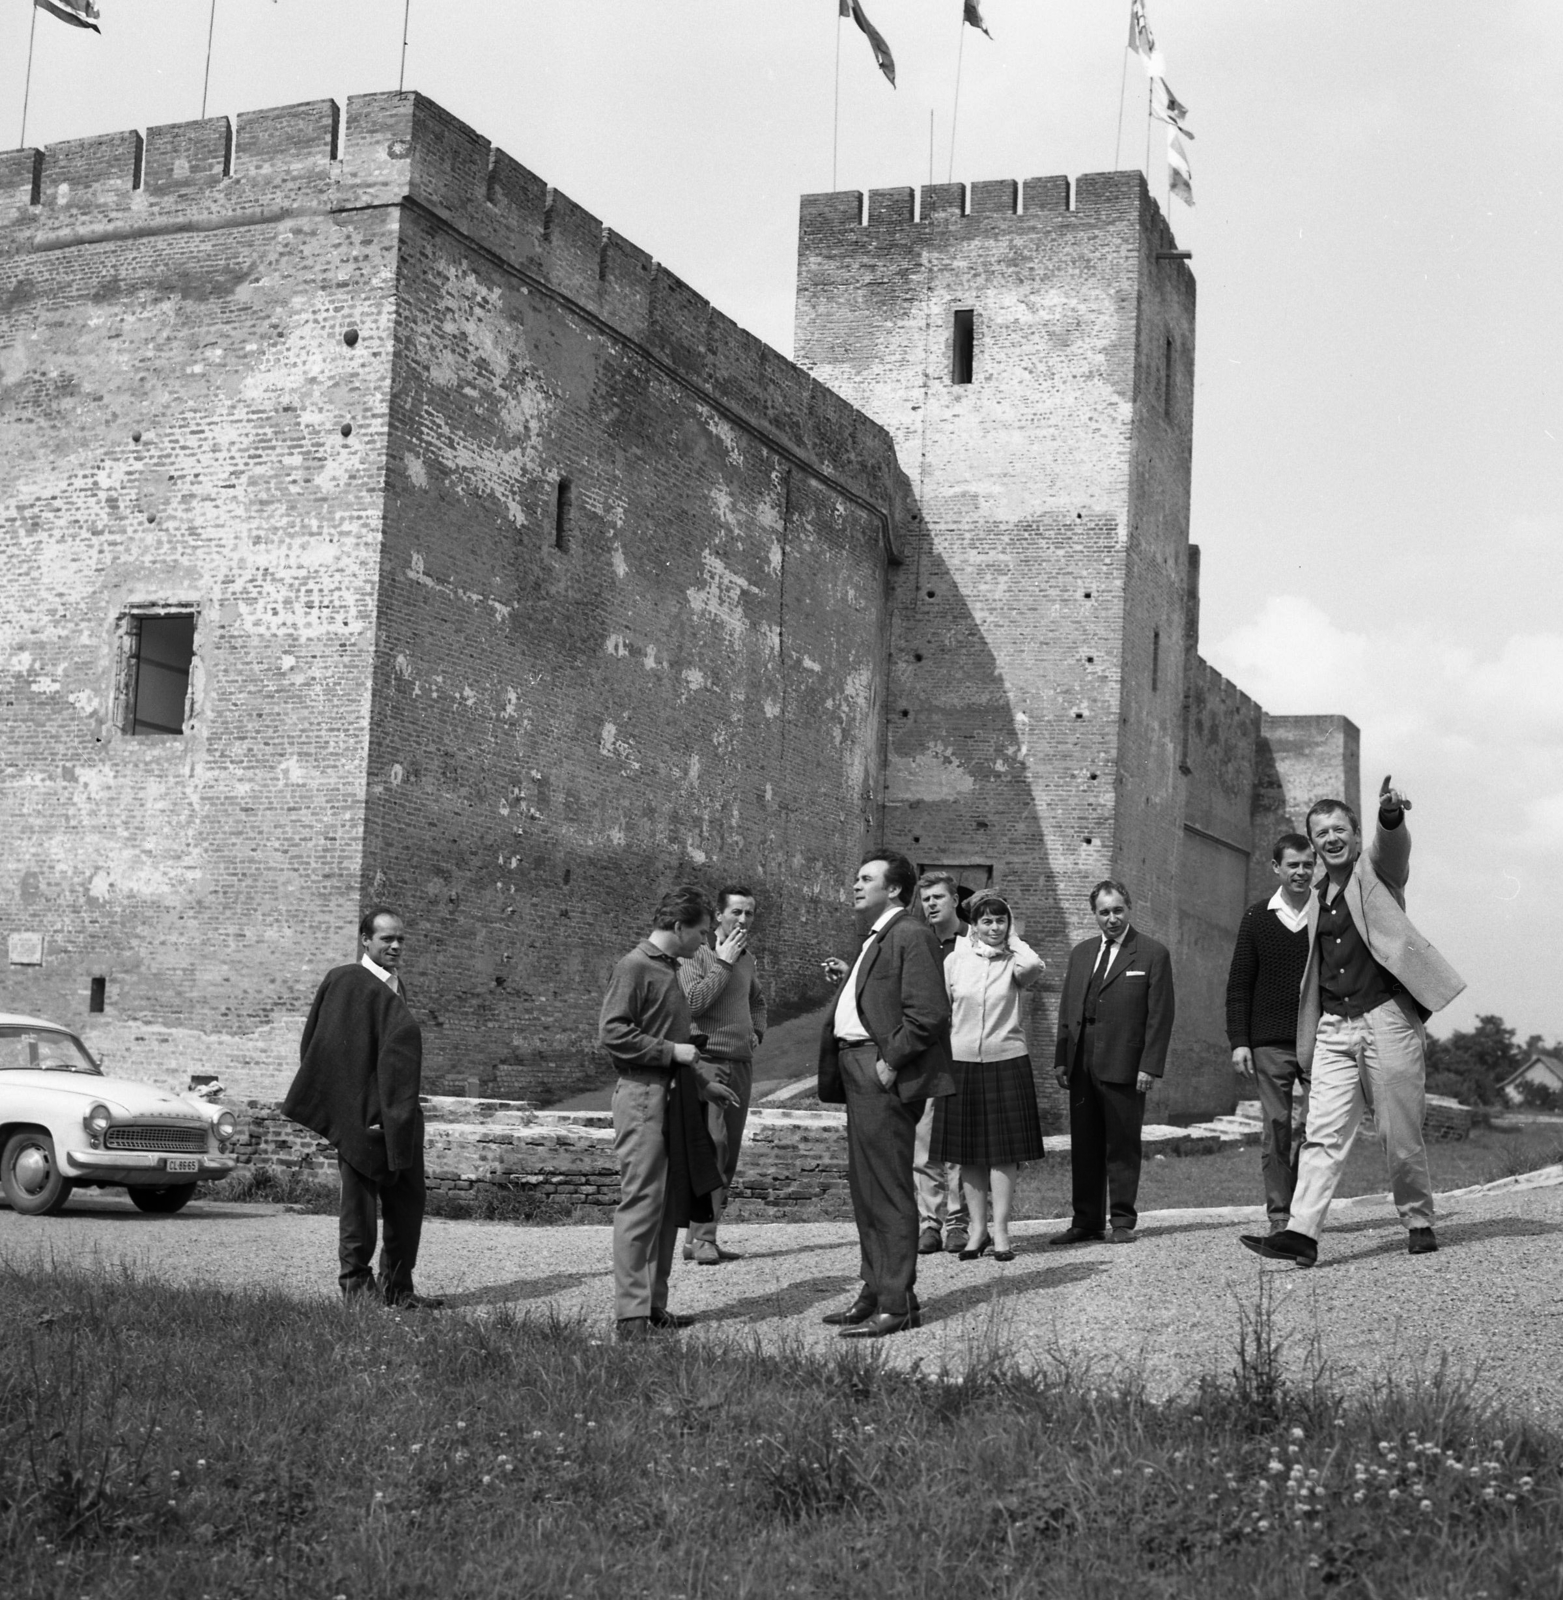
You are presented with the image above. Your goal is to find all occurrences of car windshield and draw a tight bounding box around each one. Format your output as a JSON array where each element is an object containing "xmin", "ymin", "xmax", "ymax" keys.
[{"xmin": 0, "ymin": 1027, "xmax": 102, "ymax": 1075}]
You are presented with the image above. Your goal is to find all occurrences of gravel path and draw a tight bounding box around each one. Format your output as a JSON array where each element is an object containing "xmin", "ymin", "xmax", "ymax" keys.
[{"xmin": 6, "ymin": 1170, "xmax": 1561, "ymax": 1420}]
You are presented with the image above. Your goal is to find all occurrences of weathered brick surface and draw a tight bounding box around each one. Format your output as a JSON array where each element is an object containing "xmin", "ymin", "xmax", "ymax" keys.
[
  {"xmin": 0, "ymin": 93, "xmax": 906, "ymax": 1103},
  {"xmin": 1250, "ymin": 714, "xmax": 1362, "ymax": 900}
]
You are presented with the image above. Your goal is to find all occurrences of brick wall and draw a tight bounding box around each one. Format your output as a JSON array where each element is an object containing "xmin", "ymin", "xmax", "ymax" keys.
[
  {"xmin": 0, "ymin": 102, "xmax": 397, "ymax": 1101},
  {"xmin": 1250, "ymin": 714, "xmax": 1362, "ymax": 900}
]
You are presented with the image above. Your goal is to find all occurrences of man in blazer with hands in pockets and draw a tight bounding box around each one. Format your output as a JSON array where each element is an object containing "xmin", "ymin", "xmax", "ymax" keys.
[
  {"xmin": 1051, "ymin": 879, "xmax": 1175, "ymax": 1246},
  {"xmin": 817, "ymin": 849, "xmax": 955, "ymax": 1338}
]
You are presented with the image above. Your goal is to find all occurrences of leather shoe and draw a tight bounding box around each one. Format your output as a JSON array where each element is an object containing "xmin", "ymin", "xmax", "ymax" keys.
[
  {"xmin": 385, "ymin": 1291, "xmax": 445, "ymax": 1310},
  {"xmin": 616, "ymin": 1317, "xmax": 651, "ymax": 1341},
  {"xmin": 822, "ymin": 1293, "xmax": 878, "ymax": 1327},
  {"xmin": 689, "ymin": 1240, "xmax": 721, "ymax": 1266},
  {"xmin": 1408, "ymin": 1227, "xmax": 1438, "ymax": 1255},
  {"xmin": 1238, "ymin": 1228, "xmax": 1318, "ymax": 1267},
  {"xmin": 917, "ymin": 1227, "xmax": 943, "ymax": 1255},
  {"xmin": 839, "ymin": 1307, "xmax": 921, "ymax": 1339},
  {"xmin": 1110, "ymin": 1227, "xmax": 1137, "ymax": 1245},
  {"xmin": 943, "ymin": 1228, "xmax": 969, "ymax": 1255},
  {"xmin": 1048, "ymin": 1226, "xmax": 1106, "ymax": 1247},
  {"xmin": 648, "ymin": 1307, "xmax": 694, "ymax": 1330}
]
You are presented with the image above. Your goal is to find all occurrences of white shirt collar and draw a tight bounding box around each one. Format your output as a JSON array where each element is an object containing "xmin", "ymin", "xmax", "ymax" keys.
[
  {"xmin": 866, "ymin": 905, "xmax": 902, "ymax": 939},
  {"xmin": 360, "ymin": 951, "xmax": 400, "ymax": 992},
  {"xmin": 1266, "ymin": 887, "xmax": 1310, "ymax": 935}
]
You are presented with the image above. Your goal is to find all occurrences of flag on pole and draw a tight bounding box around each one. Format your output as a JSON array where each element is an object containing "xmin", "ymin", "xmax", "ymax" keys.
[
  {"xmin": 842, "ymin": 0, "xmax": 896, "ymax": 87},
  {"xmin": 963, "ymin": 1, "xmax": 992, "ymax": 39},
  {"xmin": 1167, "ymin": 130, "xmax": 1194, "ymax": 206},
  {"xmin": 1128, "ymin": 0, "xmax": 1163, "ymax": 78},
  {"xmin": 1154, "ymin": 80, "xmax": 1195, "ymax": 139},
  {"xmin": 36, "ymin": 0, "xmax": 100, "ymax": 30}
]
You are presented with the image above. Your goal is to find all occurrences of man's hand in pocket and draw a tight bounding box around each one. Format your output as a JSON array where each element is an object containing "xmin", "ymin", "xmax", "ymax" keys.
[{"xmin": 874, "ymin": 1058, "xmax": 895, "ymax": 1091}]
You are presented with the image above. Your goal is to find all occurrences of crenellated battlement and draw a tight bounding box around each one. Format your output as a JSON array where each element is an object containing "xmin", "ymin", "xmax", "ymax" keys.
[
  {"xmin": 798, "ymin": 167, "xmax": 1189, "ymax": 284},
  {"xmin": 0, "ymin": 90, "xmax": 902, "ymax": 538}
]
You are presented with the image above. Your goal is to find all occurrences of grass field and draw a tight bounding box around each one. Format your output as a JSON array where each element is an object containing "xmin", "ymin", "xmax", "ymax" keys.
[{"xmin": 2, "ymin": 1261, "xmax": 1558, "ymax": 1599}]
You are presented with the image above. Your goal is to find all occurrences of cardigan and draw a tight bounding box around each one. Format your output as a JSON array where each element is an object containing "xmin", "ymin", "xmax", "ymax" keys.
[{"xmin": 945, "ymin": 935, "xmax": 1045, "ymax": 1061}]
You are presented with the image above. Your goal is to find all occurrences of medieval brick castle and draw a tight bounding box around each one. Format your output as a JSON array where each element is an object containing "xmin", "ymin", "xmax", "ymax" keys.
[{"xmin": 0, "ymin": 92, "xmax": 1357, "ymax": 1120}]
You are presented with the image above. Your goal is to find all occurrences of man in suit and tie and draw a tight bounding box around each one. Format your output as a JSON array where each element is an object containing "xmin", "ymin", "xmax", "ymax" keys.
[
  {"xmin": 1050, "ymin": 879, "xmax": 1175, "ymax": 1246},
  {"xmin": 1241, "ymin": 777, "xmax": 1465, "ymax": 1267},
  {"xmin": 817, "ymin": 850, "xmax": 955, "ymax": 1338}
]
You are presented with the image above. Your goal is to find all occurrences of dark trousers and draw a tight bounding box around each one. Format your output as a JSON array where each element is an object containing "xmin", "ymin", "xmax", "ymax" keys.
[
  {"xmin": 338, "ymin": 1156, "xmax": 426, "ymax": 1301},
  {"xmin": 840, "ymin": 1042, "xmax": 924, "ymax": 1316},
  {"xmin": 1068, "ymin": 1043, "xmax": 1145, "ymax": 1232},
  {"xmin": 1253, "ymin": 1044, "xmax": 1308, "ymax": 1226}
]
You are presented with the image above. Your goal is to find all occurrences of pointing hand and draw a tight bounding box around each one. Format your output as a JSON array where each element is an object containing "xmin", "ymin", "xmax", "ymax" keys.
[{"xmin": 1379, "ymin": 774, "xmax": 1412, "ymax": 813}]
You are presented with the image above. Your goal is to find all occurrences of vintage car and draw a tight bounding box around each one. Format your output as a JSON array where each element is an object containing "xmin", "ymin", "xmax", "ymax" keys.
[{"xmin": 0, "ymin": 1012, "xmax": 238, "ymax": 1216}]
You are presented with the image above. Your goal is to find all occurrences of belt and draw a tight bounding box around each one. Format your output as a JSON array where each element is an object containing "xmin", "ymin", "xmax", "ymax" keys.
[{"xmin": 835, "ymin": 1037, "xmax": 874, "ymax": 1050}]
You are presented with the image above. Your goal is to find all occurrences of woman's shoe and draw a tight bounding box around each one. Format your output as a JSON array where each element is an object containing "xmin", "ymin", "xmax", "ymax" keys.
[
  {"xmin": 992, "ymin": 1247, "xmax": 1015, "ymax": 1262},
  {"xmin": 959, "ymin": 1235, "xmax": 994, "ymax": 1261}
]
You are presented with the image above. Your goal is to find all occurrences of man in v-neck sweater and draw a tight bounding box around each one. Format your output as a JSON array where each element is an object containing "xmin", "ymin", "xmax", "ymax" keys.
[{"xmin": 1225, "ymin": 834, "xmax": 1315, "ymax": 1232}]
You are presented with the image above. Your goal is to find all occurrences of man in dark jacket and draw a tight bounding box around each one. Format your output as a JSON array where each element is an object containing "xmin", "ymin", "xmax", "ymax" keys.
[
  {"xmin": 817, "ymin": 849, "xmax": 955, "ymax": 1338},
  {"xmin": 282, "ymin": 908, "xmax": 441, "ymax": 1309},
  {"xmin": 1225, "ymin": 833, "xmax": 1315, "ymax": 1232},
  {"xmin": 1051, "ymin": 879, "xmax": 1175, "ymax": 1246}
]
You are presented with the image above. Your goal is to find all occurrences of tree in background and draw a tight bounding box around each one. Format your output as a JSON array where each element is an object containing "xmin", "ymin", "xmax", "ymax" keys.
[{"xmin": 1424, "ymin": 1014, "xmax": 1523, "ymax": 1107}]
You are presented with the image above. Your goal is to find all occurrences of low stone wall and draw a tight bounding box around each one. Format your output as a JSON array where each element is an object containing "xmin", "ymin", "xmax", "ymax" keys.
[
  {"xmin": 230, "ymin": 1097, "xmax": 854, "ymax": 1213},
  {"xmin": 228, "ymin": 1095, "xmax": 1262, "ymax": 1215}
]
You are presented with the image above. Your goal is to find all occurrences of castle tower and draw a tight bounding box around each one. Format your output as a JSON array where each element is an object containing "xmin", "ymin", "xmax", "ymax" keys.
[{"xmin": 795, "ymin": 172, "xmax": 1200, "ymax": 1092}]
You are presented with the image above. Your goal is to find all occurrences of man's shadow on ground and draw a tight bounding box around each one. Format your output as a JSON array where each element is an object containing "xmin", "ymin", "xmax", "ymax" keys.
[
  {"xmin": 702, "ymin": 1259, "xmax": 1108, "ymax": 1326},
  {"xmin": 442, "ymin": 1269, "xmax": 607, "ymax": 1309}
]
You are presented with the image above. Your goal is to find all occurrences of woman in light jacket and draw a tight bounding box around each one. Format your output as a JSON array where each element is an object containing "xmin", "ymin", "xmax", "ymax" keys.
[{"xmin": 930, "ymin": 892, "xmax": 1046, "ymax": 1260}]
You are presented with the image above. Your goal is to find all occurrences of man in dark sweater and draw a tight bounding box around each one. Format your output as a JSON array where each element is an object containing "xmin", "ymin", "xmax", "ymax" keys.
[
  {"xmin": 283, "ymin": 907, "xmax": 442, "ymax": 1309},
  {"xmin": 600, "ymin": 887, "xmax": 739, "ymax": 1341},
  {"xmin": 1225, "ymin": 834, "xmax": 1315, "ymax": 1232}
]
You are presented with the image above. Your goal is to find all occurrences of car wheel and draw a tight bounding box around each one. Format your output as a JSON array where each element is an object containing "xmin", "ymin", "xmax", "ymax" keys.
[
  {"xmin": 127, "ymin": 1185, "xmax": 197, "ymax": 1215},
  {"xmin": 1, "ymin": 1130, "xmax": 75, "ymax": 1216}
]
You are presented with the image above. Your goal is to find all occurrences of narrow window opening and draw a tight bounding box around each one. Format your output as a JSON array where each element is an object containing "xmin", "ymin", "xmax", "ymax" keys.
[
  {"xmin": 121, "ymin": 611, "xmax": 196, "ymax": 736},
  {"xmin": 1152, "ymin": 628, "xmax": 1161, "ymax": 690},
  {"xmin": 1163, "ymin": 334, "xmax": 1174, "ymax": 419},
  {"xmin": 951, "ymin": 308, "xmax": 974, "ymax": 385},
  {"xmin": 89, "ymin": 977, "xmax": 106, "ymax": 1014},
  {"xmin": 554, "ymin": 477, "xmax": 573, "ymax": 552}
]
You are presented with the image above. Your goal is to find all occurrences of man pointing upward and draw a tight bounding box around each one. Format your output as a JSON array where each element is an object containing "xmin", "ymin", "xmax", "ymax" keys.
[{"xmin": 1242, "ymin": 776, "xmax": 1465, "ymax": 1268}]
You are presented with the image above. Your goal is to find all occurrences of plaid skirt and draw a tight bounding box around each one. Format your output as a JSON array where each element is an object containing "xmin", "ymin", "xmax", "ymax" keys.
[{"xmin": 930, "ymin": 1054, "xmax": 1045, "ymax": 1166}]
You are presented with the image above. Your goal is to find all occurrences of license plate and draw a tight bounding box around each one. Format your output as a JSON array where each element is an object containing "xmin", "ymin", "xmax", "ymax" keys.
[{"xmin": 164, "ymin": 1156, "xmax": 200, "ymax": 1174}]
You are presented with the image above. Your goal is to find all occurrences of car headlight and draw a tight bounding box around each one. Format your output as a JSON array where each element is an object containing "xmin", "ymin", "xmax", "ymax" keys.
[
  {"xmin": 84, "ymin": 1103, "xmax": 113, "ymax": 1135},
  {"xmin": 215, "ymin": 1111, "xmax": 237, "ymax": 1141}
]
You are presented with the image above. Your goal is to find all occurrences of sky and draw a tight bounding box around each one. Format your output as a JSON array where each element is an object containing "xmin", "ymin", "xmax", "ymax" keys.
[{"xmin": 5, "ymin": 0, "xmax": 1559, "ymax": 1044}]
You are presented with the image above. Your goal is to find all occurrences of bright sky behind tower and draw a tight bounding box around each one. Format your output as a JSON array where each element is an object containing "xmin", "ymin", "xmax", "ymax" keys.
[{"xmin": 4, "ymin": 0, "xmax": 1560, "ymax": 1043}]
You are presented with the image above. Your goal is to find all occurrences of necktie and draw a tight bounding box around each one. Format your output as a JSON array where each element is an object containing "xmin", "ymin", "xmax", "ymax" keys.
[{"xmin": 1084, "ymin": 939, "xmax": 1114, "ymax": 1024}]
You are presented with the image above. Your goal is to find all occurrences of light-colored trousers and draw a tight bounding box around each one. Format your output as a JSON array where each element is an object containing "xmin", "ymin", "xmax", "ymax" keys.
[
  {"xmin": 1289, "ymin": 996, "xmax": 1434, "ymax": 1239},
  {"xmin": 913, "ymin": 1097, "xmax": 968, "ymax": 1235},
  {"xmin": 611, "ymin": 1070, "xmax": 681, "ymax": 1320},
  {"xmin": 688, "ymin": 1058, "xmax": 753, "ymax": 1244}
]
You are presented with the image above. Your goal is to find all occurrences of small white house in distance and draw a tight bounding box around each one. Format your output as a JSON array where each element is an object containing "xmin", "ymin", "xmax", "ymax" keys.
[{"xmin": 1499, "ymin": 1053, "xmax": 1563, "ymax": 1106}]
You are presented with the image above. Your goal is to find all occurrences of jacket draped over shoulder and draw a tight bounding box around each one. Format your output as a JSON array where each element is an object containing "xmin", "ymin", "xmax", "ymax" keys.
[{"xmin": 283, "ymin": 964, "xmax": 424, "ymax": 1181}]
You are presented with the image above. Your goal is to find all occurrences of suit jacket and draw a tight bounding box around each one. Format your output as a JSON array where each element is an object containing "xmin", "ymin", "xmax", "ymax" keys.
[
  {"xmin": 817, "ymin": 908, "xmax": 955, "ymax": 1103},
  {"xmin": 1296, "ymin": 813, "xmax": 1465, "ymax": 1073},
  {"xmin": 1052, "ymin": 925, "xmax": 1175, "ymax": 1085},
  {"xmin": 282, "ymin": 963, "xmax": 424, "ymax": 1180}
]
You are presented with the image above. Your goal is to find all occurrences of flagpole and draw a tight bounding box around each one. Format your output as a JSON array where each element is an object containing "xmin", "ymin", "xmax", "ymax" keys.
[
  {"xmin": 200, "ymin": 0, "xmax": 217, "ymax": 120},
  {"xmin": 1112, "ymin": 48, "xmax": 1129, "ymax": 169},
  {"xmin": 928, "ymin": 109, "xmax": 934, "ymax": 189},
  {"xmin": 399, "ymin": 0, "xmax": 412, "ymax": 93},
  {"xmin": 832, "ymin": 8, "xmax": 842, "ymax": 189},
  {"xmin": 20, "ymin": 3, "xmax": 38, "ymax": 148},
  {"xmin": 1143, "ymin": 77, "xmax": 1153, "ymax": 179},
  {"xmin": 947, "ymin": 10, "xmax": 966, "ymax": 183}
]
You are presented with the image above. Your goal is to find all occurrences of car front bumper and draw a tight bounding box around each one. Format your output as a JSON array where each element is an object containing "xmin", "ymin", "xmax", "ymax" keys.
[{"xmin": 60, "ymin": 1149, "xmax": 237, "ymax": 1184}]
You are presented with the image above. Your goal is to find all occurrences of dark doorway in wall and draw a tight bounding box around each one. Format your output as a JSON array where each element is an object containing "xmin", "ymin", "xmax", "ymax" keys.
[
  {"xmin": 555, "ymin": 477, "xmax": 573, "ymax": 552},
  {"xmin": 89, "ymin": 977, "xmax": 106, "ymax": 1014},
  {"xmin": 122, "ymin": 612, "xmax": 196, "ymax": 736}
]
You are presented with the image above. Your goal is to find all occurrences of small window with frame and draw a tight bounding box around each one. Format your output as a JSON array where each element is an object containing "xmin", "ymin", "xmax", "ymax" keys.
[{"xmin": 117, "ymin": 609, "xmax": 197, "ymax": 736}]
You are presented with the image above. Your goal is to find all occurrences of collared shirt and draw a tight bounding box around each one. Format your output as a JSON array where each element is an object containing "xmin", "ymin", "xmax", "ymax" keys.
[
  {"xmin": 1267, "ymin": 887, "xmax": 1310, "ymax": 936},
  {"xmin": 1095, "ymin": 935, "xmax": 1121, "ymax": 977},
  {"xmin": 598, "ymin": 938, "xmax": 692, "ymax": 1071},
  {"xmin": 833, "ymin": 907, "xmax": 902, "ymax": 1042},
  {"xmin": 1317, "ymin": 883, "xmax": 1399, "ymax": 1017},
  {"xmin": 360, "ymin": 952, "xmax": 401, "ymax": 995}
]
